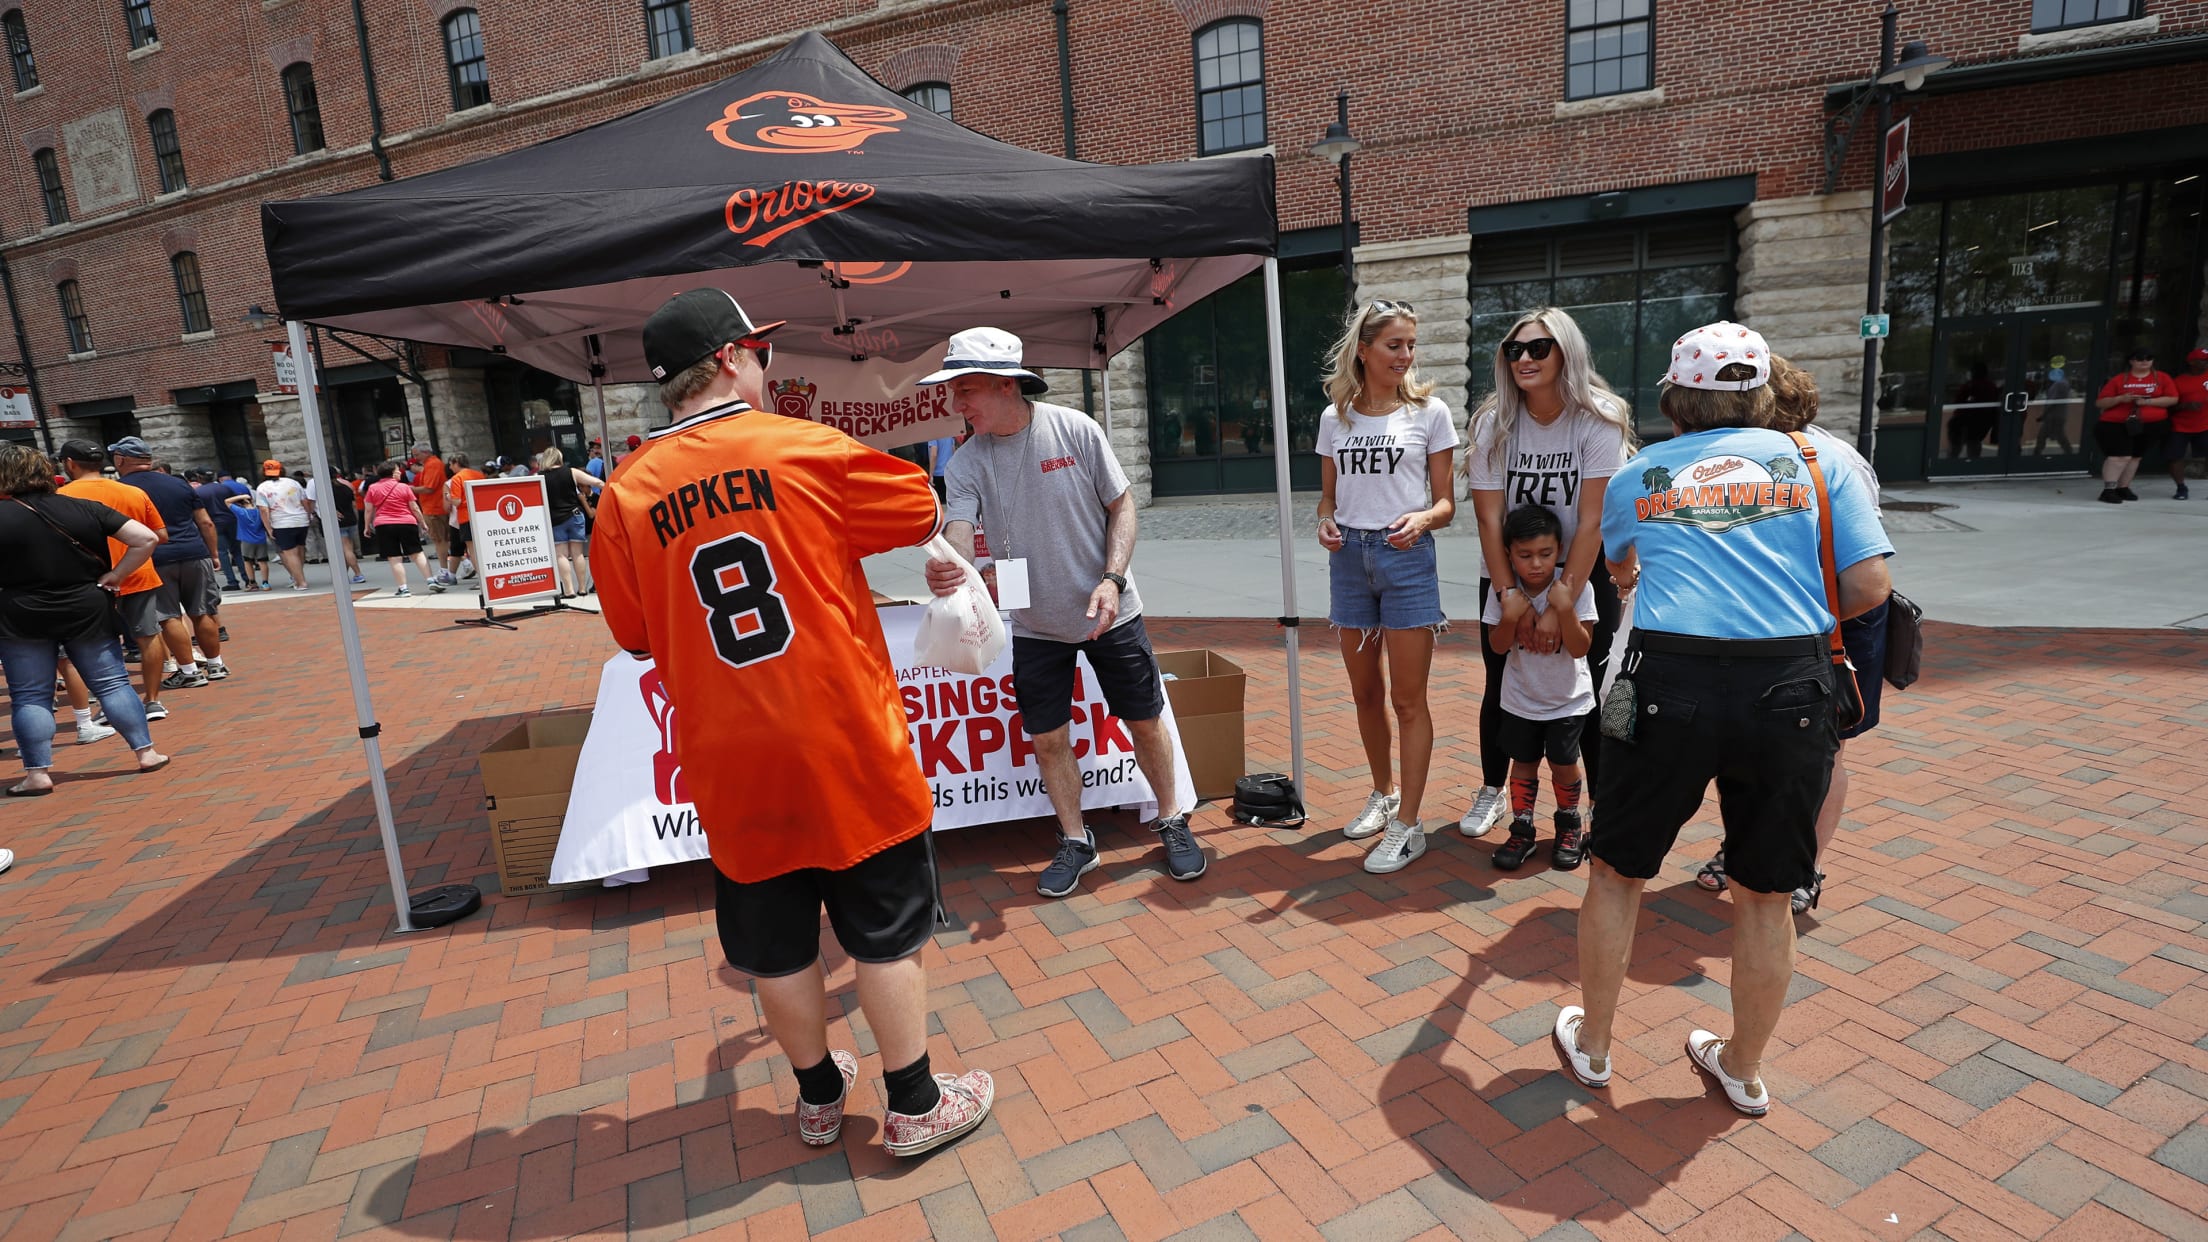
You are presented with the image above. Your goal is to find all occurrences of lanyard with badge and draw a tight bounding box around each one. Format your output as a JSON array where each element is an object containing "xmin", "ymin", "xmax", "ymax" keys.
[{"xmin": 986, "ymin": 419, "xmax": 1043, "ymax": 612}]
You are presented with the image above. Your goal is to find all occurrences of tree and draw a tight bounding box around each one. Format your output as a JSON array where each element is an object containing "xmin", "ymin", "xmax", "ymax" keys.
[
  {"xmin": 1642, "ymin": 465, "xmax": 1673, "ymax": 492},
  {"xmin": 1766, "ymin": 456, "xmax": 1800, "ymax": 481}
]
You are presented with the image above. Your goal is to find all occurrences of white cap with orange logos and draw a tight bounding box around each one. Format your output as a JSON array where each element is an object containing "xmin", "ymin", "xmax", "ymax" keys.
[{"xmin": 1667, "ymin": 322, "xmax": 1771, "ymax": 391}]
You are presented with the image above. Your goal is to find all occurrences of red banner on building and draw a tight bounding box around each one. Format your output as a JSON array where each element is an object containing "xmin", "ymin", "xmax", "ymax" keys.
[{"xmin": 1881, "ymin": 117, "xmax": 1911, "ymax": 224}]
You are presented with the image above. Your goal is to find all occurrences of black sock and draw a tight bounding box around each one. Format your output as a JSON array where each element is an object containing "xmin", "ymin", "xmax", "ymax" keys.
[
  {"xmin": 884, "ymin": 1052, "xmax": 941, "ymax": 1117},
  {"xmin": 794, "ymin": 1054, "xmax": 846, "ymax": 1106}
]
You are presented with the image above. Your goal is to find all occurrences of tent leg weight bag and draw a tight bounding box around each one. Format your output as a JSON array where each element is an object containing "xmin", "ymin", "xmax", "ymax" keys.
[{"xmin": 1231, "ymin": 773, "xmax": 1305, "ymax": 827}]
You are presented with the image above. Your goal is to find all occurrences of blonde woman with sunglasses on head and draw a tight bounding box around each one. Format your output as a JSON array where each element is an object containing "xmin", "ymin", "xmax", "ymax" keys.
[
  {"xmin": 1313, "ymin": 300, "xmax": 1460, "ymax": 875},
  {"xmin": 1464, "ymin": 309, "xmax": 1634, "ymax": 872}
]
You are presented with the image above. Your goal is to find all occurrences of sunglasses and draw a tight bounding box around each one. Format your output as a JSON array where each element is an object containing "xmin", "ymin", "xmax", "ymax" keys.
[
  {"xmin": 1502, "ymin": 337, "xmax": 1559, "ymax": 362},
  {"xmin": 724, "ymin": 338, "xmax": 773, "ymax": 369},
  {"xmin": 1364, "ymin": 299, "xmax": 1415, "ymax": 319}
]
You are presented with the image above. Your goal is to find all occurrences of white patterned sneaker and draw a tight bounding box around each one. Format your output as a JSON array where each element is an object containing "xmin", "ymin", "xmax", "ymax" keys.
[
  {"xmin": 1363, "ymin": 817, "xmax": 1426, "ymax": 874},
  {"xmin": 1460, "ymin": 786, "xmax": 1507, "ymax": 837},
  {"xmin": 883, "ymin": 1069, "xmax": 994, "ymax": 1157},
  {"xmin": 795, "ymin": 1050, "xmax": 858, "ymax": 1146},
  {"xmin": 75, "ymin": 720, "xmax": 116, "ymax": 745},
  {"xmin": 1343, "ymin": 790, "xmax": 1399, "ymax": 840}
]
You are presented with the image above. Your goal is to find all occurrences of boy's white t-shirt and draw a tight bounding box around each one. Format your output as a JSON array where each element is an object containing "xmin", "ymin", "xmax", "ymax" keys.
[
  {"xmin": 1315, "ymin": 397, "xmax": 1460, "ymax": 530},
  {"xmin": 1481, "ymin": 581, "xmax": 1599, "ymax": 720}
]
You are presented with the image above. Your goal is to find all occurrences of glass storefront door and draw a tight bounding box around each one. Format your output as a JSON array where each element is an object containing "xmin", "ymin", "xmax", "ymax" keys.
[{"xmin": 1927, "ymin": 313, "xmax": 2096, "ymax": 476}]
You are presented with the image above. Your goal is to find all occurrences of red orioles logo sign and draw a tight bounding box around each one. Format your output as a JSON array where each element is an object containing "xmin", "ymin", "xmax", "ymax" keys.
[
  {"xmin": 497, "ymin": 494, "xmax": 524, "ymax": 522},
  {"xmin": 638, "ymin": 666, "xmax": 691, "ymax": 806},
  {"xmin": 708, "ymin": 91, "xmax": 906, "ymax": 154}
]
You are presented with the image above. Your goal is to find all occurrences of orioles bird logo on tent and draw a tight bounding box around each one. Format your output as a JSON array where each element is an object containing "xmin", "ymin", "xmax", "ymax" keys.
[{"xmin": 708, "ymin": 91, "xmax": 907, "ymax": 154}]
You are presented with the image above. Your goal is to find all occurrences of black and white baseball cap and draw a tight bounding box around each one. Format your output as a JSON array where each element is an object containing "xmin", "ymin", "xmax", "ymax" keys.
[{"xmin": 641, "ymin": 288, "xmax": 786, "ymax": 381}]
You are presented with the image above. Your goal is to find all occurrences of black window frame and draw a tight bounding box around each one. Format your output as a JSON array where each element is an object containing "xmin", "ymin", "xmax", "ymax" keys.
[
  {"xmin": 58, "ymin": 279, "xmax": 91, "ymax": 353},
  {"xmin": 2029, "ymin": 0, "xmax": 2139, "ymax": 32},
  {"xmin": 443, "ymin": 8, "xmax": 489, "ymax": 112},
  {"xmin": 122, "ymin": 0, "xmax": 155, "ymax": 49},
  {"xmin": 282, "ymin": 62, "xmax": 325, "ymax": 154},
  {"xmin": 33, "ymin": 146, "xmax": 65, "ymax": 224},
  {"xmin": 1192, "ymin": 18, "xmax": 1265, "ymax": 157},
  {"xmin": 643, "ymin": 0, "xmax": 692, "ymax": 59},
  {"xmin": 902, "ymin": 81, "xmax": 951, "ymax": 119},
  {"xmin": 170, "ymin": 251, "xmax": 210, "ymax": 335},
  {"xmin": 147, "ymin": 108, "xmax": 186, "ymax": 193},
  {"xmin": 3, "ymin": 9, "xmax": 33, "ymax": 90},
  {"xmin": 1564, "ymin": 0, "xmax": 1654, "ymax": 101}
]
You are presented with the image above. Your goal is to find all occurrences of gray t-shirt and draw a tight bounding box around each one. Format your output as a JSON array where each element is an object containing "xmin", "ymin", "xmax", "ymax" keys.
[{"xmin": 945, "ymin": 401, "xmax": 1139, "ymax": 643}]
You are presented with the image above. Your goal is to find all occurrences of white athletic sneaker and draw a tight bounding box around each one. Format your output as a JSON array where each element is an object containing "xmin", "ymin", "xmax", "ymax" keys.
[
  {"xmin": 1364, "ymin": 817, "xmax": 1426, "ymax": 874},
  {"xmin": 1460, "ymin": 786, "xmax": 1507, "ymax": 838},
  {"xmin": 76, "ymin": 720, "xmax": 116, "ymax": 745},
  {"xmin": 1343, "ymin": 790, "xmax": 1399, "ymax": 841}
]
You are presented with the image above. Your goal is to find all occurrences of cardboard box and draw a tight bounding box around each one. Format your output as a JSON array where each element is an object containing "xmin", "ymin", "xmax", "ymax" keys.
[
  {"xmin": 478, "ymin": 711, "xmax": 593, "ymax": 896},
  {"xmin": 1155, "ymin": 650, "xmax": 1246, "ymax": 801}
]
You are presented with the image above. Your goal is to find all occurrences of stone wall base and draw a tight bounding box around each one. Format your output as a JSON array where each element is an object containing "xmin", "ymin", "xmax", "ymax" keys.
[{"xmin": 1736, "ymin": 193, "xmax": 1875, "ymax": 421}]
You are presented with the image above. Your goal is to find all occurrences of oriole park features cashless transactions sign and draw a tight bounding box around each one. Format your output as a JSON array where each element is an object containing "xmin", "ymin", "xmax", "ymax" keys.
[{"xmin": 467, "ymin": 476, "xmax": 561, "ymax": 609}]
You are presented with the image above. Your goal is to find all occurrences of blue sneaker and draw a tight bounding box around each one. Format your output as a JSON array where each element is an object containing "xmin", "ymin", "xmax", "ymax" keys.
[{"xmin": 1037, "ymin": 828, "xmax": 1099, "ymax": 898}]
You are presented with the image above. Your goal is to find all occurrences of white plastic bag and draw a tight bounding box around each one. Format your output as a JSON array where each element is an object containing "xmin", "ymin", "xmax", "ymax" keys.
[{"xmin": 912, "ymin": 534, "xmax": 1007, "ymax": 674}]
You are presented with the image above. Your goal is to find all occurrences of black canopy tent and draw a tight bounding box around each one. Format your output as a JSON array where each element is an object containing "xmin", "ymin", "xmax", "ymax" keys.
[{"xmin": 261, "ymin": 31, "xmax": 1308, "ymax": 929}]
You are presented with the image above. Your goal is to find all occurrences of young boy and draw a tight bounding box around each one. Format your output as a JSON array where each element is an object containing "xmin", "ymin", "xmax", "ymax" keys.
[
  {"xmin": 226, "ymin": 492, "xmax": 273, "ymax": 591},
  {"xmin": 1482, "ymin": 505, "xmax": 1599, "ymax": 871}
]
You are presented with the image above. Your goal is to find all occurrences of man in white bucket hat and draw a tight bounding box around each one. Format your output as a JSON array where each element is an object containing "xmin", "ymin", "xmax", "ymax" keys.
[{"xmin": 920, "ymin": 327, "xmax": 1204, "ymax": 897}]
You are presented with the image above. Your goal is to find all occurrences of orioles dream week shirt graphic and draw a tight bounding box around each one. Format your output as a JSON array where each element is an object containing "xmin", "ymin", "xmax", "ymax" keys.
[
  {"xmin": 592, "ymin": 401, "xmax": 941, "ymax": 883},
  {"xmin": 1603, "ymin": 426, "xmax": 1891, "ymax": 641}
]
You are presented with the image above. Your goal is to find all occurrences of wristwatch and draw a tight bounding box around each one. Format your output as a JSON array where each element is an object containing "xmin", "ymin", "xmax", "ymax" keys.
[{"xmin": 1100, "ymin": 572, "xmax": 1128, "ymax": 593}]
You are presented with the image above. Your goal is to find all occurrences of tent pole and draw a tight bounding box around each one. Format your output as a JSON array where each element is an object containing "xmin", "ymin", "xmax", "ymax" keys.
[
  {"xmin": 287, "ymin": 320, "xmax": 480, "ymax": 934},
  {"xmin": 588, "ymin": 335, "xmax": 612, "ymax": 472},
  {"xmin": 1259, "ymin": 258, "xmax": 1304, "ymax": 793},
  {"xmin": 1100, "ymin": 361, "xmax": 1113, "ymax": 438}
]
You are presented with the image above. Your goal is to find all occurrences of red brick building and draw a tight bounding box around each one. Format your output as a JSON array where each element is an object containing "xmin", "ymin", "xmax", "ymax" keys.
[{"xmin": 2, "ymin": 0, "xmax": 2203, "ymax": 491}]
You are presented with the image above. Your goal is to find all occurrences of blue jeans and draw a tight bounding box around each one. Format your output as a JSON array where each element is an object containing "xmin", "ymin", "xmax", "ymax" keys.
[
  {"xmin": 1326, "ymin": 527, "xmax": 1444, "ymax": 633},
  {"xmin": 0, "ymin": 633, "xmax": 153, "ymax": 770},
  {"xmin": 216, "ymin": 530, "xmax": 243, "ymax": 585}
]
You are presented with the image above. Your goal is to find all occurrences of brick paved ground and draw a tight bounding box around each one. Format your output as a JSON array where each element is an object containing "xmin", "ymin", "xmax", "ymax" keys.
[{"xmin": 2, "ymin": 604, "xmax": 2206, "ymax": 1240}]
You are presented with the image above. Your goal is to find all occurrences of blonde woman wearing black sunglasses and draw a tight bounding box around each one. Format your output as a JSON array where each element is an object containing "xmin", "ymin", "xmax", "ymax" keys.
[
  {"xmin": 1313, "ymin": 299, "xmax": 1459, "ymax": 875},
  {"xmin": 1463, "ymin": 309, "xmax": 1634, "ymax": 871}
]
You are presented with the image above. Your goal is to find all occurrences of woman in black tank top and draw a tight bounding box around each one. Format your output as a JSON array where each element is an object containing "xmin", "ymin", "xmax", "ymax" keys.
[{"xmin": 535, "ymin": 447, "xmax": 604, "ymax": 597}]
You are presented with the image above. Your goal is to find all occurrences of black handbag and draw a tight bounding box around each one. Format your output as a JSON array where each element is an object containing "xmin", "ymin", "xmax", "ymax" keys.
[
  {"xmin": 1789, "ymin": 434, "xmax": 1867, "ymax": 732},
  {"xmin": 1884, "ymin": 588, "xmax": 1923, "ymax": 690},
  {"xmin": 1230, "ymin": 772, "xmax": 1306, "ymax": 827}
]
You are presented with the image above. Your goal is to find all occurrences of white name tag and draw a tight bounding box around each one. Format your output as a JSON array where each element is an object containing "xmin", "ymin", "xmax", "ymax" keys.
[{"xmin": 993, "ymin": 558, "xmax": 1031, "ymax": 611}]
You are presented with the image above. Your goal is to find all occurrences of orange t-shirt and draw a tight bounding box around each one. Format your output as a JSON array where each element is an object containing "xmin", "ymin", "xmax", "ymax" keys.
[
  {"xmin": 445, "ymin": 469, "xmax": 486, "ymax": 523},
  {"xmin": 413, "ymin": 455, "xmax": 449, "ymax": 515},
  {"xmin": 592, "ymin": 401, "xmax": 941, "ymax": 883},
  {"xmin": 58, "ymin": 476, "xmax": 162, "ymax": 596}
]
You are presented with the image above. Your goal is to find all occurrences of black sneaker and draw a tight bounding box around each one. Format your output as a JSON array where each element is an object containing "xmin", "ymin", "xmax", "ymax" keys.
[
  {"xmin": 1037, "ymin": 828, "xmax": 1099, "ymax": 898},
  {"xmin": 2098, "ymin": 489, "xmax": 2123, "ymax": 504},
  {"xmin": 1155, "ymin": 814, "xmax": 1205, "ymax": 881},
  {"xmin": 2120, "ymin": 487, "xmax": 2140, "ymax": 501},
  {"xmin": 1552, "ymin": 810, "xmax": 1587, "ymax": 871},
  {"xmin": 1492, "ymin": 820, "xmax": 1540, "ymax": 871}
]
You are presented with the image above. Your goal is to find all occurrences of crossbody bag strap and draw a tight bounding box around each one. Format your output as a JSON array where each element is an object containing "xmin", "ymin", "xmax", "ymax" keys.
[
  {"xmin": 1787, "ymin": 432, "xmax": 1847, "ymax": 657},
  {"xmin": 7, "ymin": 494, "xmax": 111, "ymax": 574}
]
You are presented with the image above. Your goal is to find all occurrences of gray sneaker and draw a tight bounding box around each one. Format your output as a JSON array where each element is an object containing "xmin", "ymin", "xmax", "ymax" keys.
[
  {"xmin": 1459, "ymin": 786, "xmax": 1507, "ymax": 838},
  {"xmin": 1343, "ymin": 790, "xmax": 1399, "ymax": 840},
  {"xmin": 1364, "ymin": 817, "xmax": 1426, "ymax": 874},
  {"xmin": 1154, "ymin": 814, "xmax": 1205, "ymax": 881},
  {"xmin": 1037, "ymin": 828, "xmax": 1099, "ymax": 898}
]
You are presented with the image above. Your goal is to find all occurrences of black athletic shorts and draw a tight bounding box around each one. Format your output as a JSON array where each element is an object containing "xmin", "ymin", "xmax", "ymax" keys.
[
  {"xmin": 1590, "ymin": 634, "xmax": 1837, "ymax": 895},
  {"xmin": 373, "ymin": 523, "xmax": 423, "ymax": 559},
  {"xmin": 2094, "ymin": 419, "xmax": 2165, "ymax": 458},
  {"xmin": 1498, "ymin": 709, "xmax": 1586, "ymax": 765},
  {"xmin": 1011, "ymin": 616, "xmax": 1165, "ymax": 736},
  {"xmin": 270, "ymin": 525, "xmax": 310, "ymax": 552},
  {"xmin": 714, "ymin": 830, "xmax": 936, "ymax": 978},
  {"xmin": 448, "ymin": 520, "xmax": 472, "ymax": 557}
]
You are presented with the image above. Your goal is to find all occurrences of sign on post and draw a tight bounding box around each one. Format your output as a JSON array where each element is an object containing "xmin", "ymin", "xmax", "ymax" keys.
[
  {"xmin": 1860, "ymin": 314, "xmax": 1891, "ymax": 339},
  {"xmin": 0, "ymin": 385, "xmax": 34, "ymax": 429},
  {"xmin": 465, "ymin": 475, "xmax": 561, "ymax": 612},
  {"xmin": 1881, "ymin": 117, "xmax": 1910, "ymax": 224}
]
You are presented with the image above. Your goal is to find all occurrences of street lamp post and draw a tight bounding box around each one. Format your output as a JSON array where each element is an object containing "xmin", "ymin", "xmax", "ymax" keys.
[
  {"xmin": 1828, "ymin": 3, "xmax": 1947, "ymax": 460},
  {"xmin": 1309, "ymin": 91, "xmax": 1362, "ymax": 313}
]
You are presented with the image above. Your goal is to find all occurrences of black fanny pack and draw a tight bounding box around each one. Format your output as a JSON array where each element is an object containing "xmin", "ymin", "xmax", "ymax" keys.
[{"xmin": 1230, "ymin": 772, "xmax": 1305, "ymax": 827}]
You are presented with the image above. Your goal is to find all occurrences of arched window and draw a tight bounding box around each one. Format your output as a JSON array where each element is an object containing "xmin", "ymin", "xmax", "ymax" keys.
[
  {"xmin": 32, "ymin": 146, "xmax": 65, "ymax": 224},
  {"xmin": 443, "ymin": 9, "xmax": 489, "ymax": 111},
  {"xmin": 3, "ymin": 9, "xmax": 34, "ymax": 90},
  {"xmin": 902, "ymin": 81, "xmax": 951, "ymax": 119},
  {"xmin": 148, "ymin": 108, "xmax": 186, "ymax": 192},
  {"xmin": 171, "ymin": 251, "xmax": 210, "ymax": 334},
  {"xmin": 122, "ymin": 0, "xmax": 156, "ymax": 49},
  {"xmin": 1193, "ymin": 19, "xmax": 1264, "ymax": 155},
  {"xmin": 644, "ymin": 0, "xmax": 691, "ymax": 59},
  {"xmin": 283, "ymin": 63, "xmax": 325, "ymax": 154},
  {"xmin": 58, "ymin": 279, "xmax": 91, "ymax": 353}
]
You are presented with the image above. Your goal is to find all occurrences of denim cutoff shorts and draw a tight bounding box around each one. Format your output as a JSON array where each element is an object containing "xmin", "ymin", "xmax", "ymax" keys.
[{"xmin": 1327, "ymin": 527, "xmax": 1444, "ymax": 632}]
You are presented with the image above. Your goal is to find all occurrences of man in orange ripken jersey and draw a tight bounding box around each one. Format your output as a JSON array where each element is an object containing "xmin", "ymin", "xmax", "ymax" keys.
[{"xmin": 592, "ymin": 289, "xmax": 994, "ymax": 1159}]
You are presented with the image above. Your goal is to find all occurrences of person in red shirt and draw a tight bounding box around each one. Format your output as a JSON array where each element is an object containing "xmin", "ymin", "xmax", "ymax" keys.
[
  {"xmin": 2166, "ymin": 348, "xmax": 2208, "ymax": 500},
  {"xmin": 2093, "ymin": 347, "xmax": 2179, "ymax": 503},
  {"xmin": 593, "ymin": 289, "xmax": 993, "ymax": 1158}
]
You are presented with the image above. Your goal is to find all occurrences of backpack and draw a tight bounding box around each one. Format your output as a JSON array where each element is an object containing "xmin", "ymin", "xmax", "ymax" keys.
[{"xmin": 1230, "ymin": 772, "xmax": 1305, "ymax": 827}]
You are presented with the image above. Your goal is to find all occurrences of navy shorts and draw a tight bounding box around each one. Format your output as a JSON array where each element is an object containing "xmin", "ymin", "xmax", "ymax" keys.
[
  {"xmin": 1327, "ymin": 528, "xmax": 1443, "ymax": 632},
  {"xmin": 1840, "ymin": 600, "xmax": 1888, "ymax": 740},
  {"xmin": 714, "ymin": 830, "xmax": 936, "ymax": 978},
  {"xmin": 2168, "ymin": 430, "xmax": 2208, "ymax": 460},
  {"xmin": 1012, "ymin": 616, "xmax": 1165, "ymax": 736},
  {"xmin": 270, "ymin": 525, "xmax": 310, "ymax": 552}
]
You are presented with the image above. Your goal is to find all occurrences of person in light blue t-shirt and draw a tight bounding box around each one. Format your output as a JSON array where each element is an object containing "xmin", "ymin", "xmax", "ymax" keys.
[{"xmin": 1552, "ymin": 323, "xmax": 1891, "ymax": 1126}]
